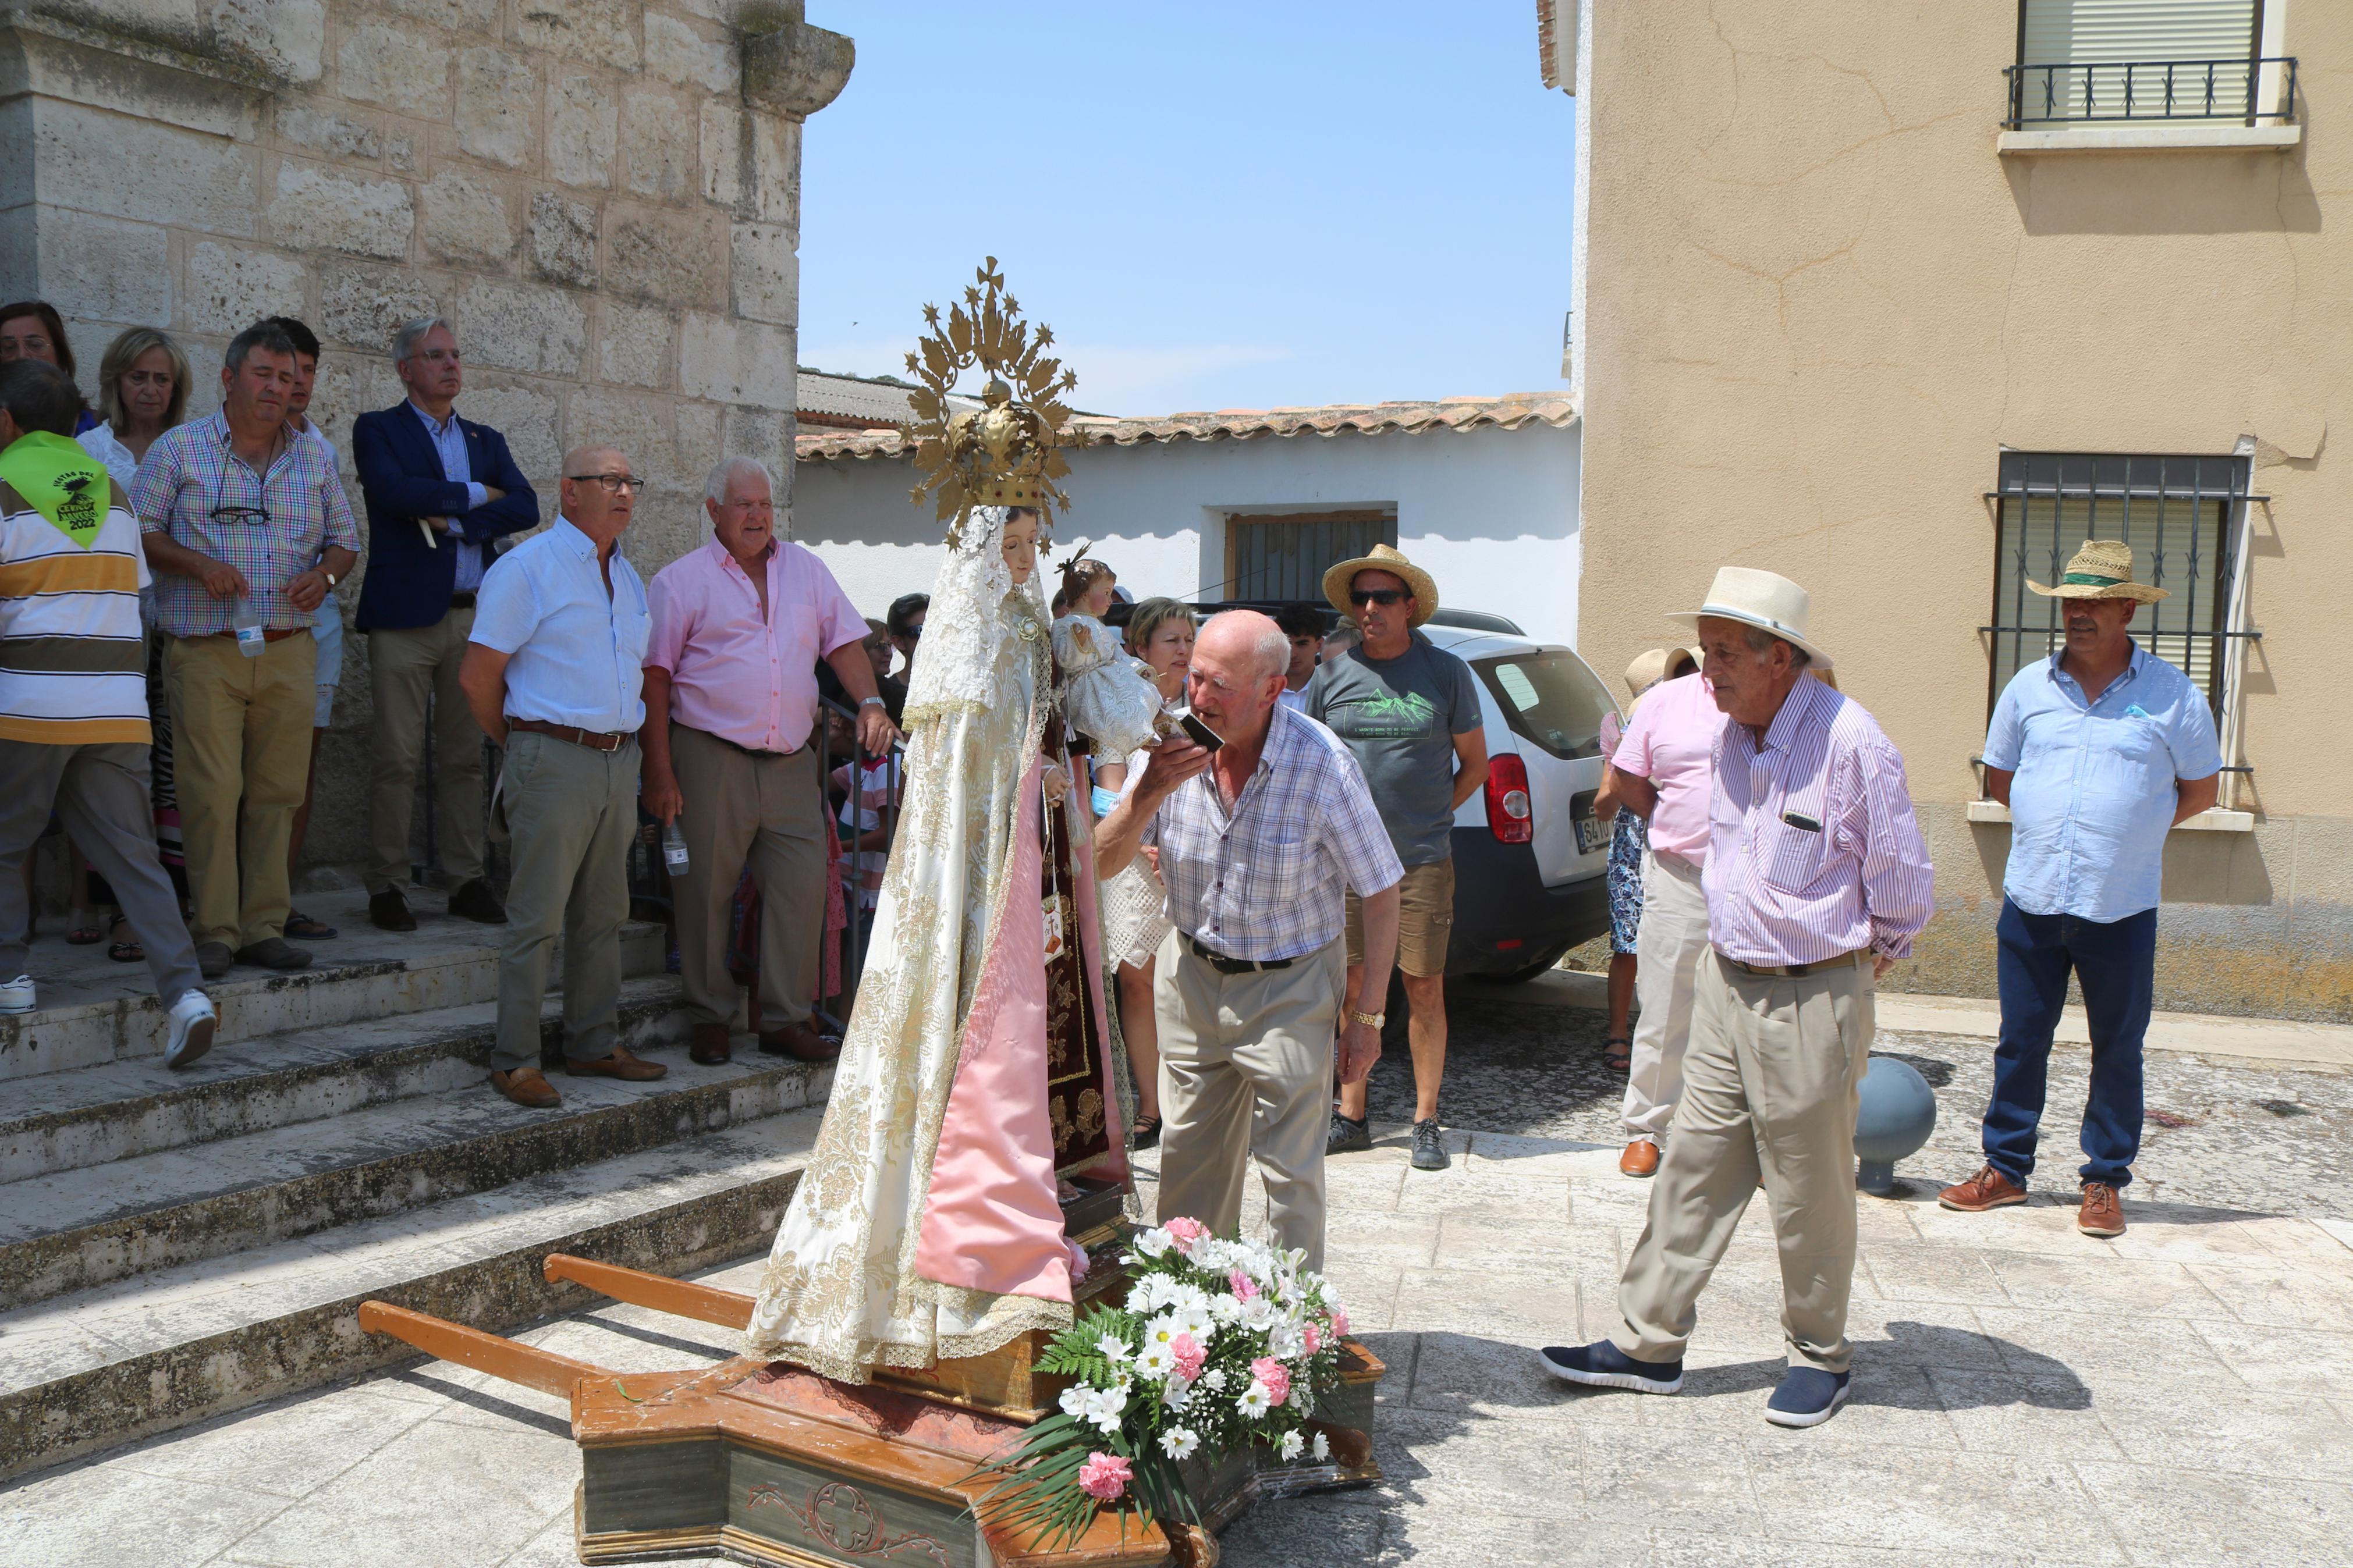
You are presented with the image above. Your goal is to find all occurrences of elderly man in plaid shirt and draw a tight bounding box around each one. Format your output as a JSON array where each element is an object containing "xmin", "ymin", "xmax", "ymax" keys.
[
  {"xmin": 134, "ymin": 322, "xmax": 360, "ymax": 978},
  {"xmin": 1095, "ymin": 609, "xmax": 1401, "ymax": 1270}
]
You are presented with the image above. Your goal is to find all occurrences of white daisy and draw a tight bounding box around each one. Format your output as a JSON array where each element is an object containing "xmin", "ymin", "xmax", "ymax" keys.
[
  {"xmin": 1236, "ymin": 1382, "xmax": 1273, "ymax": 1418},
  {"xmin": 1159, "ymin": 1425, "xmax": 1201, "ymax": 1460},
  {"xmin": 1132, "ymin": 1342, "xmax": 1176, "ymax": 1381},
  {"xmin": 1207, "ymin": 1292, "xmax": 1246, "ymax": 1325},
  {"xmin": 1311, "ymin": 1432, "xmax": 1330, "ymax": 1462},
  {"xmin": 1140, "ymin": 1314, "xmax": 1182, "ymax": 1352},
  {"xmin": 1277, "ymin": 1430, "xmax": 1305, "ymax": 1461}
]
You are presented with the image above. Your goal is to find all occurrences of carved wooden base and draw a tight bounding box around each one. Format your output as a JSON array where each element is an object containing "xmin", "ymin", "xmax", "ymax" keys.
[{"xmin": 358, "ymin": 1246, "xmax": 1383, "ymax": 1568}]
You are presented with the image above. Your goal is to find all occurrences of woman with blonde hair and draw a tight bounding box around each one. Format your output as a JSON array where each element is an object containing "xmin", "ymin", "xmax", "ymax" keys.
[{"xmin": 80, "ymin": 326, "xmax": 191, "ymax": 486}]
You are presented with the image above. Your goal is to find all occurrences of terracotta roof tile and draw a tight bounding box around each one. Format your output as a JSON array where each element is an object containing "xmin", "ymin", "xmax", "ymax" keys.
[{"xmin": 794, "ymin": 391, "xmax": 1577, "ymax": 463}]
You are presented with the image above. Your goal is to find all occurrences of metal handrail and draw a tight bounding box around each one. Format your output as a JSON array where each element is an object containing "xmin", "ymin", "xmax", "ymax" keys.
[{"xmin": 2003, "ymin": 55, "xmax": 2297, "ymax": 129}]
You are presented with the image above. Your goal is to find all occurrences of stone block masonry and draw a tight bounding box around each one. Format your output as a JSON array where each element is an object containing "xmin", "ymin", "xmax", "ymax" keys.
[{"xmin": 0, "ymin": 0, "xmax": 851, "ymax": 883}]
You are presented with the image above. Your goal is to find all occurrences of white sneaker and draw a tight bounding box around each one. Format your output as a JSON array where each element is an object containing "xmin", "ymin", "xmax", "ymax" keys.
[
  {"xmin": 0, "ymin": 974, "xmax": 33, "ymax": 1014},
  {"xmin": 164, "ymin": 990, "xmax": 218, "ymax": 1069}
]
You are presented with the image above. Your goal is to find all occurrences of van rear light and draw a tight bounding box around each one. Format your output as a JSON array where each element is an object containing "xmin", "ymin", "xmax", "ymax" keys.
[{"xmin": 1486, "ymin": 754, "xmax": 1533, "ymax": 844}]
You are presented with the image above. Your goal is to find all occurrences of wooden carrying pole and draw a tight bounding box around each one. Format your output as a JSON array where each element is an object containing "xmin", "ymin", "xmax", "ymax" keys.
[
  {"xmin": 542, "ymin": 1253, "xmax": 755, "ymax": 1330},
  {"xmin": 357, "ymin": 1300, "xmax": 608, "ymax": 1398}
]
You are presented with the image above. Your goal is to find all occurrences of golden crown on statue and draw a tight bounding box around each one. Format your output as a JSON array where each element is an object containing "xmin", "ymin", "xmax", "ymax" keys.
[{"xmin": 903, "ymin": 257, "xmax": 1078, "ymax": 546}]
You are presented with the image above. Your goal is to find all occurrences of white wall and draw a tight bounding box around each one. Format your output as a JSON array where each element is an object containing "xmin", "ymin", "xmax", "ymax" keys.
[{"xmin": 791, "ymin": 421, "xmax": 1585, "ymax": 647}]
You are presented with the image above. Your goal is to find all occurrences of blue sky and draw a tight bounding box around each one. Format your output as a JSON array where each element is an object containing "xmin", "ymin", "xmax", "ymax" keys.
[{"xmin": 797, "ymin": 3, "xmax": 1575, "ymax": 417}]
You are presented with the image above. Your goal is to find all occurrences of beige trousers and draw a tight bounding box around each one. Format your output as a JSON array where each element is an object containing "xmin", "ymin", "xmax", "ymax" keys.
[
  {"xmin": 1614, "ymin": 949, "xmax": 1876, "ymax": 1374},
  {"xmin": 669, "ymin": 723, "xmax": 826, "ymax": 1033},
  {"xmin": 367, "ymin": 607, "xmax": 485, "ymax": 893},
  {"xmin": 165, "ymin": 631, "xmax": 314, "ymax": 949},
  {"xmin": 492, "ymin": 731, "xmax": 636, "ymax": 1073},
  {"xmin": 1154, "ymin": 932, "xmax": 1348, "ymax": 1271},
  {"xmin": 1622, "ymin": 848, "xmax": 1710, "ymax": 1142}
]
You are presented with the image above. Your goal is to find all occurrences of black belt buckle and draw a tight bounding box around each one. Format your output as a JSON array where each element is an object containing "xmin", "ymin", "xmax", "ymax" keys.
[{"xmin": 1188, "ymin": 935, "xmax": 1291, "ymax": 975}]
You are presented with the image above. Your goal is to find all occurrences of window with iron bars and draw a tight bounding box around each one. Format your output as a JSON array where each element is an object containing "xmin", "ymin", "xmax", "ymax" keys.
[
  {"xmin": 1986, "ymin": 451, "xmax": 2256, "ymax": 756},
  {"xmin": 2006, "ymin": 0, "xmax": 2296, "ymax": 129}
]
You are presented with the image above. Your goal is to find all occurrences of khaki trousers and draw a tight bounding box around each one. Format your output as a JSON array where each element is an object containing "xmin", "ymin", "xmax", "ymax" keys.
[
  {"xmin": 1154, "ymin": 932, "xmax": 1348, "ymax": 1271},
  {"xmin": 367, "ymin": 608, "xmax": 485, "ymax": 893},
  {"xmin": 1615, "ymin": 949, "xmax": 1876, "ymax": 1374},
  {"xmin": 669, "ymin": 723, "xmax": 826, "ymax": 1032},
  {"xmin": 165, "ymin": 631, "xmax": 314, "ymax": 949},
  {"xmin": 1622, "ymin": 849, "xmax": 1710, "ymax": 1142},
  {"xmin": 493, "ymin": 731, "xmax": 636, "ymax": 1073}
]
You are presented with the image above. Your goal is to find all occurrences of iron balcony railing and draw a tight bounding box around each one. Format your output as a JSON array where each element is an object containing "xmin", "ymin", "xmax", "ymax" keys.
[{"xmin": 2003, "ymin": 55, "xmax": 2298, "ymax": 129}]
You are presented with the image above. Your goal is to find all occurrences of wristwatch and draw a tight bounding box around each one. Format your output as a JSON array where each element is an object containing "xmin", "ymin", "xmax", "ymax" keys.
[
  {"xmin": 1351, "ymin": 1010, "xmax": 1385, "ymax": 1030},
  {"xmin": 322, "ymin": 568, "xmax": 339, "ymax": 588},
  {"xmin": 858, "ymin": 696, "xmax": 885, "ymax": 710}
]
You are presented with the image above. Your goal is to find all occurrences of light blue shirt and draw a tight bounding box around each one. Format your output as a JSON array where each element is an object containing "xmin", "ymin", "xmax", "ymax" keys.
[
  {"xmin": 408, "ymin": 400, "xmax": 488, "ymax": 592},
  {"xmin": 470, "ymin": 518, "xmax": 649, "ymax": 734},
  {"xmin": 1983, "ymin": 644, "xmax": 2223, "ymax": 923}
]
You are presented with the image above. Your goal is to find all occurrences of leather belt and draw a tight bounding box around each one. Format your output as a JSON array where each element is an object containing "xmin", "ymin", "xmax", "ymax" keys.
[
  {"xmin": 449, "ymin": 591, "xmax": 477, "ymax": 610},
  {"xmin": 1717, "ymin": 947, "xmax": 1869, "ymax": 979},
  {"xmin": 693, "ymin": 726, "xmax": 793, "ymax": 760},
  {"xmin": 509, "ymin": 718, "xmax": 632, "ymax": 753},
  {"xmin": 1186, "ymin": 934, "xmax": 1293, "ymax": 975},
  {"xmin": 208, "ymin": 627, "xmax": 307, "ymax": 643}
]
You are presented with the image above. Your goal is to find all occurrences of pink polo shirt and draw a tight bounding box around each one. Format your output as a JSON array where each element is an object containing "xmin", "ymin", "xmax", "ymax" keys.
[
  {"xmin": 1611, "ymin": 670, "xmax": 1724, "ymax": 866},
  {"xmin": 645, "ymin": 538, "xmax": 864, "ymax": 753}
]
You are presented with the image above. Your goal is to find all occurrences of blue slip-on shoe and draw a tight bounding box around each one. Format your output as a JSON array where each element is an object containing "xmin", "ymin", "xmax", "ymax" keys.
[
  {"xmin": 1764, "ymin": 1365, "xmax": 1851, "ymax": 1428},
  {"xmin": 1535, "ymin": 1340, "xmax": 1683, "ymax": 1395}
]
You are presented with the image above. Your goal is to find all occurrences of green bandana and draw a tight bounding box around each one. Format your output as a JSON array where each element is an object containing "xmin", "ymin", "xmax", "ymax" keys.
[{"xmin": 0, "ymin": 431, "xmax": 109, "ymax": 549}]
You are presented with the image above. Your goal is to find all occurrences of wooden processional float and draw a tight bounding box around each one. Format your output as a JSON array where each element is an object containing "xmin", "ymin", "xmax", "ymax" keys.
[{"xmin": 359, "ymin": 1190, "xmax": 1386, "ymax": 1568}]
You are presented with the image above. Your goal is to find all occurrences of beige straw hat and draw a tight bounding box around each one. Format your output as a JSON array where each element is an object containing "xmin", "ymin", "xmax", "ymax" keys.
[
  {"xmin": 1622, "ymin": 646, "xmax": 1701, "ymax": 708},
  {"xmin": 1322, "ymin": 543, "xmax": 1438, "ymax": 628},
  {"xmin": 1666, "ymin": 566, "xmax": 1835, "ymax": 670},
  {"xmin": 2027, "ymin": 539, "xmax": 2169, "ymax": 603}
]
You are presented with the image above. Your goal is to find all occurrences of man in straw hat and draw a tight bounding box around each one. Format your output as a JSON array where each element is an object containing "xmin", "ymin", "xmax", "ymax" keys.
[
  {"xmin": 1939, "ymin": 541, "xmax": 2219, "ymax": 1240},
  {"xmin": 1597, "ymin": 645, "xmax": 1716, "ymax": 1177},
  {"xmin": 1539, "ymin": 567, "xmax": 1934, "ymax": 1428},
  {"xmin": 1307, "ymin": 543, "xmax": 1488, "ymax": 1172}
]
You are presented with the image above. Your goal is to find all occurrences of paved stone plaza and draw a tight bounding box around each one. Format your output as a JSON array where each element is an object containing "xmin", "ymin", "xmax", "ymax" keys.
[{"xmin": 5, "ymin": 986, "xmax": 2350, "ymax": 1566}]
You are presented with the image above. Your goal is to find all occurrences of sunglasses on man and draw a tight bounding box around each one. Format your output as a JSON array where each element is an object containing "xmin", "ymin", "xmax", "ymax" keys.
[{"xmin": 1349, "ymin": 588, "xmax": 1407, "ymax": 607}]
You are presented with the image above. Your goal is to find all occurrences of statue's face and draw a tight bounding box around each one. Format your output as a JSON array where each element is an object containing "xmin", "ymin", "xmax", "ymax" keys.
[{"xmin": 1000, "ymin": 509, "xmax": 1039, "ymax": 585}]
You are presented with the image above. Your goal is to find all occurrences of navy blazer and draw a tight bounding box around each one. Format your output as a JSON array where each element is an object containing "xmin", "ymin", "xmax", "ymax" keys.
[{"xmin": 351, "ymin": 401, "xmax": 540, "ymax": 632}]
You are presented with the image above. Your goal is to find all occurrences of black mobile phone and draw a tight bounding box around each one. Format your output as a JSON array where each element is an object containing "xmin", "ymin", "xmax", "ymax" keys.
[
  {"xmin": 1781, "ymin": 810, "xmax": 1823, "ymax": 833},
  {"xmin": 1174, "ymin": 707, "xmax": 1225, "ymax": 752}
]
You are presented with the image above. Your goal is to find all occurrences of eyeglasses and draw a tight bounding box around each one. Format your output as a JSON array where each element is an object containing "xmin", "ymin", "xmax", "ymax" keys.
[
  {"xmin": 566, "ymin": 474, "xmax": 647, "ymax": 495},
  {"xmin": 899, "ymin": 625, "xmax": 922, "ymax": 640},
  {"xmin": 1349, "ymin": 588, "xmax": 1406, "ymax": 607},
  {"xmin": 209, "ymin": 504, "xmax": 271, "ymax": 527}
]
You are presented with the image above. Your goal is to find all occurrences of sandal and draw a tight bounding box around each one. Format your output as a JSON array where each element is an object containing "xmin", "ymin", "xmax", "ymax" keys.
[
  {"xmin": 107, "ymin": 915, "xmax": 143, "ymax": 964},
  {"xmin": 285, "ymin": 910, "xmax": 338, "ymax": 940},
  {"xmin": 1130, "ymin": 1113, "xmax": 1162, "ymax": 1150},
  {"xmin": 66, "ymin": 923, "xmax": 104, "ymax": 945},
  {"xmin": 1603, "ymin": 1036, "xmax": 1632, "ymax": 1072}
]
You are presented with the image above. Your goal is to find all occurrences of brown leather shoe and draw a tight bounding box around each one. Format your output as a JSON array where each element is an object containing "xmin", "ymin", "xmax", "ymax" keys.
[
  {"xmin": 491, "ymin": 1067, "xmax": 560, "ymax": 1108},
  {"xmin": 2077, "ymin": 1181, "xmax": 2126, "ymax": 1238},
  {"xmin": 689, "ymin": 1022, "xmax": 732, "ymax": 1065},
  {"xmin": 1939, "ymin": 1164, "xmax": 2029, "ymax": 1213},
  {"xmin": 758, "ymin": 1021, "xmax": 840, "ymax": 1062},
  {"xmin": 1619, "ymin": 1139, "xmax": 1660, "ymax": 1178},
  {"xmin": 565, "ymin": 1045, "xmax": 669, "ymax": 1081}
]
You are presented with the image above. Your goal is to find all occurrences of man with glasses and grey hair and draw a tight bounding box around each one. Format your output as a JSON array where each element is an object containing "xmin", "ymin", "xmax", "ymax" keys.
[
  {"xmin": 134, "ymin": 320, "xmax": 361, "ymax": 979},
  {"xmin": 640, "ymin": 456, "xmax": 896, "ymax": 1068},
  {"xmin": 459, "ymin": 446, "xmax": 662, "ymax": 1108},
  {"xmin": 352, "ymin": 316, "xmax": 538, "ymax": 933}
]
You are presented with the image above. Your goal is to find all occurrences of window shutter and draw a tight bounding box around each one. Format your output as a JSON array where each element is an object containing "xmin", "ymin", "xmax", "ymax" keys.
[{"xmin": 2018, "ymin": 0, "xmax": 2260, "ymax": 120}]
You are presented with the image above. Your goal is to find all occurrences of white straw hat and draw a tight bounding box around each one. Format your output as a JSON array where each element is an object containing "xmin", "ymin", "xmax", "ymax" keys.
[{"xmin": 1666, "ymin": 567, "xmax": 1834, "ymax": 671}]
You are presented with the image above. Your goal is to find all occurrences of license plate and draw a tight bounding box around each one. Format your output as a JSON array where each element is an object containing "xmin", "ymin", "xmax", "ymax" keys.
[{"xmin": 1573, "ymin": 814, "xmax": 1607, "ymax": 856}]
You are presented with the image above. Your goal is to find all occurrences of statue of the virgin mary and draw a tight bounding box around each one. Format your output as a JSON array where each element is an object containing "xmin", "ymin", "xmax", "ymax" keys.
[{"xmin": 745, "ymin": 265, "xmax": 1149, "ymax": 1384}]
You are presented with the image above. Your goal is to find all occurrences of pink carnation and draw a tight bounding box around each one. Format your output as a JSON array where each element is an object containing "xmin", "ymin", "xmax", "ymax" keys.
[
  {"xmin": 1077, "ymin": 1452, "xmax": 1132, "ymax": 1502},
  {"xmin": 1163, "ymin": 1217, "xmax": 1211, "ymax": 1255},
  {"xmin": 1302, "ymin": 1322, "xmax": 1322, "ymax": 1355},
  {"xmin": 1227, "ymin": 1268, "xmax": 1259, "ymax": 1302},
  {"xmin": 1250, "ymin": 1357, "xmax": 1291, "ymax": 1406},
  {"xmin": 1170, "ymin": 1332, "xmax": 1206, "ymax": 1382},
  {"xmin": 1327, "ymin": 1305, "xmax": 1350, "ymax": 1339}
]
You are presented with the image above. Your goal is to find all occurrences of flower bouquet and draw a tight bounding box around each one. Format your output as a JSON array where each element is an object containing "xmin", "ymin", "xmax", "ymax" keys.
[{"xmin": 970, "ymin": 1217, "xmax": 1353, "ymax": 1549}]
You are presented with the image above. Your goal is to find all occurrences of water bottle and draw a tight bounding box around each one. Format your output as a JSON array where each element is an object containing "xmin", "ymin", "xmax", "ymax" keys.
[
  {"xmin": 232, "ymin": 595, "xmax": 265, "ymax": 659},
  {"xmin": 661, "ymin": 820, "xmax": 689, "ymax": 876}
]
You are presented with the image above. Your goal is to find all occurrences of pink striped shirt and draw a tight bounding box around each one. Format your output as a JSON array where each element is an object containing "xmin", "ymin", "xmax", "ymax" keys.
[
  {"xmin": 645, "ymin": 538, "xmax": 864, "ymax": 753},
  {"xmin": 1702, "ymin": 674, "xmax": 1935, "ymax": 966}
]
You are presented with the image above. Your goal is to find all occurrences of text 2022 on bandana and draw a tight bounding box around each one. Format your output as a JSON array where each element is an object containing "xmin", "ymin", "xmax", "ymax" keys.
[{"xmin": 0, "ymin": 431, "xmax": 109, "ymax": 549}]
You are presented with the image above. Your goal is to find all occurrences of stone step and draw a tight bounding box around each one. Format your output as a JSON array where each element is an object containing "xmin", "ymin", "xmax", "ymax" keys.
[
  {"xmin": 0, "ymin": 1108, "xmax": 821, "ymax": 1481},
  {"xmin": 0, "ymin": 883, "xmax": 668, "ymax": 1082},
  {"xmin": 0, "ymin": 1030, "xmax": 830, "ymax": 1312},
  {"xmin": 1, "ymin": 976, "xmax": 684, "ymax": 1185}
]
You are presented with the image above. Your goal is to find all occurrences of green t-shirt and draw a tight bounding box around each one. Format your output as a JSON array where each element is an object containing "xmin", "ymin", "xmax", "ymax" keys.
[{"xmin": 1304, "ymin": 631, "xmax": 1481, "ymax": 866}]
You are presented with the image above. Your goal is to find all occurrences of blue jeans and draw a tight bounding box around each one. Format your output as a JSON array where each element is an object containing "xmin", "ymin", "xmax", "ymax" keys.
[{"xmin": 1982, "ymin": 898, "xmax": 2156, "ymax": 1189}]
